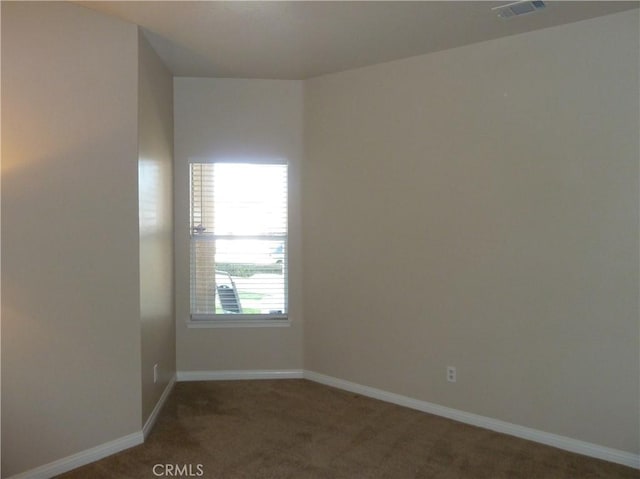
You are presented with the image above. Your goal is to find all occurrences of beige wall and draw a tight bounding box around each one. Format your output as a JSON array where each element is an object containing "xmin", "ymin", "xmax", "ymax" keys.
[
  {"xmin": 303, "ymin": 10, "xmax": 639, "ymax": 454},
  {"xmin": 174, "ymin": 78, "xmax": 304, "ymax": 371},
  {"xmin": 2, "ymin": 3, "xmax": 637, "ymax": 474},
  {"xmin": 1, "ymin": 2, "xmax": 141, "ymax": 476},
  {"xmin": 138, "ymin": 31, "xmax": 176, "ymax": 425}
]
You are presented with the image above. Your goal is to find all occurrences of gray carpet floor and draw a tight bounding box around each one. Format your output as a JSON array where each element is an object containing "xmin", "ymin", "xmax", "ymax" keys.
[{"xmin": 58, "ymin": 380, "xmax": 638, "ymax": 478}]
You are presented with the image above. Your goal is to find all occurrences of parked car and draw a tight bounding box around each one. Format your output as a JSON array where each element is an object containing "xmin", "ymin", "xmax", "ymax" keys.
[{"xmin": 270, "ymin": 244, "xmax": 285, "ymax": 264}]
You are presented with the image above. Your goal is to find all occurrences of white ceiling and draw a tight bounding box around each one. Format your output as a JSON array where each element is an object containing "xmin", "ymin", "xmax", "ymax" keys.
[{"xmin": 77, "ymin": 1, "xmax": 639, "ymax": 79}]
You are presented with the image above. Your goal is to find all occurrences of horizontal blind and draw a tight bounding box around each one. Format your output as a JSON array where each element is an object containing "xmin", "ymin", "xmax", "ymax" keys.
[{"xmin": 190, "ymin": 163, "xmax": 288, "ymax": 318}]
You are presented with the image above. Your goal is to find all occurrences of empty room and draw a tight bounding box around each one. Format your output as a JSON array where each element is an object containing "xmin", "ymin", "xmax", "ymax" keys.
[{"xmin": 1, "ymin": 1, "xmax": 639, "ymax": 478}]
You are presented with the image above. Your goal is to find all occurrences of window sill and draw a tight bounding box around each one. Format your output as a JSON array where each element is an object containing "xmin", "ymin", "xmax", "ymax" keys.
[{"xmin": 186, "ymin": 318, "xmax": 291, "ymax": 329}]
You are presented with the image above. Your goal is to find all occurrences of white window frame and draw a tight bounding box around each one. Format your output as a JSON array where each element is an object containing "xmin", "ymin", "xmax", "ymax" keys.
[{"xmin": 188, "ymin": 160, "xmax": 289, "ymax": 326}]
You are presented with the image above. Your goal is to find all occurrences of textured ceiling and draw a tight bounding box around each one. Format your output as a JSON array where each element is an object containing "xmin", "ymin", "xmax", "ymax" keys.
[{"xmin": 77, "ymin": 1, "xmax": 639, "ymax": 79}]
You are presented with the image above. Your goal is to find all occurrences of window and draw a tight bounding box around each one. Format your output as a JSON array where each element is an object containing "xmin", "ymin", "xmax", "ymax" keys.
[{"xmin": 190, "ymin": 162, "xmax": 288, "ymax": 321}]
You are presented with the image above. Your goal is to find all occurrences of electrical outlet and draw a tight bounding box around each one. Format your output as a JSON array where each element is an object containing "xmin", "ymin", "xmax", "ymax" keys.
[
  {"xmin": 447, "ymin": 366, "xmax": 456, "ymax": 383},
  {"xmin": 153, "ymin": 363, "xmax": 159, "ymax": 384}
]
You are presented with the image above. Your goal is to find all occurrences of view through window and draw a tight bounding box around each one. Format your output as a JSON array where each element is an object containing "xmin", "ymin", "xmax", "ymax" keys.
[{"xmin": 190, "ymin": 162, "xmax": 288, "ymax": 319}]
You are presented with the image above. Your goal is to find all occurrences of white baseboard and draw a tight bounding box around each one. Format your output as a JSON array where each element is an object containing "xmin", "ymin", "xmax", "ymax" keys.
[
  {"xmin": 9, "ymin": 368, "xmax": 636, "ymax": 478},
  {"xmin": 176, "ymin": 369, "xmax": 304, "ymax": 381},
  {"xmin": 5, "ymin": 431, "xmax": 144, "ymax": 479},
  {"xmin": 303, "ymin": 370, "xmax": 640, "ymax": 470},
  {"xmin": 176, "ymin": 368, "xmax": 639, "ymax": 467},
  {"xmin": 7, "ymin": 375, "xmax": 177, "ymax": 479},
  {"xmin": 143, "ymin": 374, "xmax": 176, "ymax": 439}
]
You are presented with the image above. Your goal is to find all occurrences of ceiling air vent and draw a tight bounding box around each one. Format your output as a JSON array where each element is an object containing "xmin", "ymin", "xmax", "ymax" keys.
[{"xmin": 492, "ymin": 1, "xmax": 546, "ymax": 19}]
